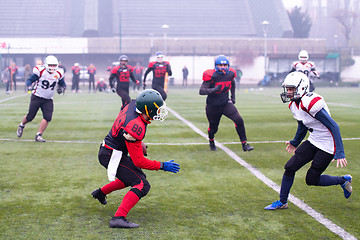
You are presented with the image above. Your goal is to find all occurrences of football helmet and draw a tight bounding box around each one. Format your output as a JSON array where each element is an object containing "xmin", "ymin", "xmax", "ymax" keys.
[
  {"xmin": 44, "ymin": 55, "xmax": 59, "ymax": 73},
  {"xmin": 214, "ymin": 55, "xmax": 229, "ymax": 74},
  {"xmin": 298, "ymin": 50, "xmax": 309, "ymax": 63},
  {"xmin": 156, "ymin": 52, "xmax": 164, "ymax": 63},
  {"xmin": 136, "ymin": 89, "xmax": 168, "ymax": 121},
  {"xmin": 119, "ymin": 55, "xmax": 128, "ymax": 68},
  {"xmin": 280, "ymin": 72, "xmax": 309, "ymax": 103}
]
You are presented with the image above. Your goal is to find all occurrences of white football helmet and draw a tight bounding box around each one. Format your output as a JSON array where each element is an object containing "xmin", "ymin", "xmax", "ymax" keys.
[
  {"xmin": 45, "ymin": 55, "xmax": 59, "ymax": 73},
  {"xmin": 298, "ymin": 50, "xmax": 309, "ymax": 63},
  {"xmin": 280, "ymin": 72, "xmax": 309, "ymax": 103}
]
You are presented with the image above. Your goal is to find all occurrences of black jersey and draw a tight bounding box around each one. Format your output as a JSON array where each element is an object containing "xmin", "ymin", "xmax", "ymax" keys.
[
  {"xmin": 200, "ymin": 68, "xmax": 236, "ymax": 106},
  {"xmin": 143, "ymin": 61, "xmax": 172, "ymax": 87},
  {"xmin": 109, "ymin": 65, "xmax": 136, "ymax": 89}
]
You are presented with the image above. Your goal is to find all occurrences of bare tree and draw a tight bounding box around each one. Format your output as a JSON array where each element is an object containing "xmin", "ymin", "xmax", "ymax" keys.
[
  {"xmin": 333, "ymin": 8, "xmax": 358, "ymax": 47},
  {"xmin": 288, "ymin": 7, "xmax": 312, "ymax": 38}
]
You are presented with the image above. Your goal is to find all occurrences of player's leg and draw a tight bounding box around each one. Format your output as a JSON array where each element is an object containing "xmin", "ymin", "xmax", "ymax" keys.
[
  {"xmin": 17, "ymin": 95, "xmax": 41, "ymax": 138},
  {"xmin": 265, "ymin": 141, "xmax": 315, "ymax": 210},
  {"xmin": 308, "ymin": 149, "xmax": 352, "ymax": 198},
  {"xmin": 116, "ymin": 88, "xmax": 131, "ymax": 110},
  {"xmin": 223, "ymin": 102, "xmax": 253, "ymax": 151},
  {"xmin": 205, "ymin": 105, "xmax": 223, "ymax": 151},
  {"xmin": 35, "ymin": 99, "xmax": 53, "ymax": 142},
  {"xmin": 152, "ymin": 84, "xmax": 167, "ymax": 101}
]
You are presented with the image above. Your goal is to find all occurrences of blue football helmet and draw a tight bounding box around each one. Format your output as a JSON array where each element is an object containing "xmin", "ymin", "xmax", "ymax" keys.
[{"xmin": 214, "ymin": 55, "xmax": 229, "ymax": 74}]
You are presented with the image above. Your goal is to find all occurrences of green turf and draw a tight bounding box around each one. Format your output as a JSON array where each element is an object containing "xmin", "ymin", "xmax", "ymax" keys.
[{"xmin": 0, "ymin": 87, "xmax": 359, "ymax": 240}]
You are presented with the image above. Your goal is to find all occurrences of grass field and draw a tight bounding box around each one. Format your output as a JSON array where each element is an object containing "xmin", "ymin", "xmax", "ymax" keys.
[{"xmin": 0, "ymin": 86, "xmax": 359, "ymax": 240}]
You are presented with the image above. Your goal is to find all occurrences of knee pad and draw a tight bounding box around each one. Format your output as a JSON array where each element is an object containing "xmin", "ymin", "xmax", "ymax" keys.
[
  {"xmin": 305, "ymin": 168, "xmax": 321, "ymax": 186},
  {"xmin": 131, "ymin": 180, "xmax": 151, "ymax": 199}
]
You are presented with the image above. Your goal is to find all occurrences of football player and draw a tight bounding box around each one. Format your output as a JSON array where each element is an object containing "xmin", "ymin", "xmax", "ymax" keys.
[
  {"xmin": 109, "ymin": 55, "xmax": 139, "ymax": 109},
  {"xmin": 265, "ymin": 72, "xmax": 352, "ymax": 210},
  {"xmin": 289, "ymin": 50, "xmax": 319, "ymax": 92},
  {"xmin": 143, "ymin": 51, "xmax": 172, "ymax": 101},
  {"xmin": 16, "ymin": 55, "xmax": 66, "ymax": 142},
  {"xmin": 91, "ymin": 89, "xmax": 180, "ymax": 228},
  {"xmin": 199, "ymin": 55, "xmax": 254, "ymax": 152}
]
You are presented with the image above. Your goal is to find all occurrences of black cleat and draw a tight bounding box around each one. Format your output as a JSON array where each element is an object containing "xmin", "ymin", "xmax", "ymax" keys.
[
  {"xmin": 209, "ymin": 140, "xmax": 217, "ymax": 151},
  {"xmin": 110, "ymin": 216, "xmax": 139, "ymax": 228},
  {"xmin": 242, "ymin": 143, "xmax": 254, "ymax": 152},
  {"xmin": 91, "ymin": 188, "xmax": 107, "ymax": 205},
  {"xmin": 35, "ymin": 134, "xmax": 46, "ymax": 142}
]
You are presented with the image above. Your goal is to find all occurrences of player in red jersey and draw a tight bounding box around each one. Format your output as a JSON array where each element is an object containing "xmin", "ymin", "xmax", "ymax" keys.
[
  {"xmin": 143, "ymin": 52, "xmax": 172, "ymax": 100},
  {"xmin": 199, "ymin": 55, "xmax": 254, "ymax": 152},
  {"xmin": 109, "ymin": 55, "xmax": 139, "ymax": 109},
  {"xmin": 91, "ymin": 89, "xmax": 180, "ymax": 228}
]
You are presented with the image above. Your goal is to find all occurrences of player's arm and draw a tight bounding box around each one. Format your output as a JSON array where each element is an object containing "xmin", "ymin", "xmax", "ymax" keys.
[
  {"xmin": 199, "ymin": 70, "xmax": 221, "ymax": 95},
  {"xmin": 129, "ymin": 70, "xmax": 138, "ymax": 84},
  {"xmin": 230, "ymin": 78, "xmax": 236, "ymax": 103},
  {"xmin": 25, "ymin": 74, "xmax": 39, "ymax": 87},
  {"xmin": 315, "ymin": 108, "xmax": 345, "ymax": 159},
  {"xmin": 166, "ymin": 63, "xmax": 172, "ymax": 76},
  {"xmin": 125, "ymin": 140, "xmax": 162, "ymax": 170},
  {"xmin": 289, "ymin": 120, "xmax": 308, "ymax": 147},
  {"xmin": 143, "ymin": 67, "xmax": 152, "ymax": 82},
  {"xmin": 108, "ymin": 73, "xmax": 117, "ymax": 88}
]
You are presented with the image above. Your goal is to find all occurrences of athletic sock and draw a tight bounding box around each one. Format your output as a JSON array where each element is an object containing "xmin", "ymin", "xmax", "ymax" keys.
[
  {"xmin": 114, "ymin": 191, "xmax": 140, "ymax": 217},
  {"xmin": 318, "ymin": 175, "xmax": 344, "ymax": 186},
  {"xmin": 101, "ymin": 179, "xmax": 126, "ymax": 195},
  {"xmin": 279, "ymin": 175, "xmax": 294, "ymax": 204}
]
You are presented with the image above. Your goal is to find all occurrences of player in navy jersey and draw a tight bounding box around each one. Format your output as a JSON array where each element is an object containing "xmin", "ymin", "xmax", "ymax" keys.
[
  {"xmin": 199, "ymin": 55, "xmax": 253, "ymax": 152},
  {"xmin": 143, "ymin": 52, "xmax": 172, "ymax": 101},
  {"xmin": 16, "ymin": 55, "xmax": 66, "ymax": 142},
  {"xmin": 264, "ymin": 72, "xmax": 352, "ymax": 210},
  {"xmin": 109, "ymin": 55, "xmax": 139, "ymax": 109},
  {"xmin": 91, "ymin": 89, "xmax": 180, "ymax": 228}
]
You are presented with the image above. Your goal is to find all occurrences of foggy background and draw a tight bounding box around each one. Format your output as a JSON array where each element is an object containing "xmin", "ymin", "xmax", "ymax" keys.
[{"xmin": 0, "ymin": 0, "xmax": 359, "ymax": 86}]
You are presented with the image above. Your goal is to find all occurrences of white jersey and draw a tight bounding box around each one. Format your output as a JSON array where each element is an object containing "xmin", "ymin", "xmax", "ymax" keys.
[
  {"xmin": 289, "ymin": 92, "xmax": 334, "ymax": 154},
  {"xmin": 291, "ymin": 61, "xmax": 318, "ymax": 77},
  {"xmin": 32, "ymin": 66, "xmax": 64, "ymax": 99}
]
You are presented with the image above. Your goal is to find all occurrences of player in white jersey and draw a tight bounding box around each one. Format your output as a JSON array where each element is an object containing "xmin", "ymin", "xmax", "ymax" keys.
[
  {"xmin": 16, "ymin": 55, "xmax": 66, "ymax": 142},
  {"xmin": 264, "ymin": 72, "xmax": 352, "ymax": 210},
  {"xmin": 290, "ymin": 50, "xmax": 319, "ymax": 92}
]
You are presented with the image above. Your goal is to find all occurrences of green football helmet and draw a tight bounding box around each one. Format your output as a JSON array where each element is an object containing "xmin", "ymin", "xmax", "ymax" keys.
[{"xmin": 136, "ymin": 89, "xmax": 168, "ymax": 121}]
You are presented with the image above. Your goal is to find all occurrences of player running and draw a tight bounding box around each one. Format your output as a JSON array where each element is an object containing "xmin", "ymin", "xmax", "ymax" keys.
[
  {"xmin": 91, "ymin": 89, "xmax": 180, "ymax": 228},
  {"xmin": 16, "ymin": 55, "xmax": 66, "ymax": 142},
  {"xmin": 143, "ymin": 52, "xmax": 172, "ymax": 101},
  {"xmin": 289, "ymin": 50, "xmax": 319, "ymax": 92},
  {"xmin": 264, "ymin": 72, "xmax": 352, "ymax": 210},
  {"xmin": 199, "ymin": 55, "xmax": 254, "ymax": 152}
]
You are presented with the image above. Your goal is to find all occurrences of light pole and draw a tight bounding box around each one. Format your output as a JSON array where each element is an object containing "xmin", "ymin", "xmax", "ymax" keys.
[
  {"xmin": 262, "ymin": 20, "xmax": 269, "ymax": 76},
  {"xmin": 161, "ymin": 24, "xmax": 169, "ymax": 55},
  {"xmin": 334, "ymin": 34, "xmax": 338, "ymax": 51}
]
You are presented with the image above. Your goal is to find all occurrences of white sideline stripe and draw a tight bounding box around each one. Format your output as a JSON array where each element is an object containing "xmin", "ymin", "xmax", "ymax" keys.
[
  {"xmin": 167, "ymin": 107, "xmax": 357, "ymax": 240},
  {"xmin": 0, "ymin": 94, "xmax": 27, "ymax": 103}
]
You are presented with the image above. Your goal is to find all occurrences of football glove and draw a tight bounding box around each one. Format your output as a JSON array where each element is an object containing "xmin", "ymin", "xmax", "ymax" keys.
[
  {"xmin": 111, "ymin": 87, "xmax": 116, "ymax": 93},
  {"xmin": 161, "ymin": 160, "xmax": 180, "ymax": 173},
  {"xmin": 57, "ymin": 87, "xmax": 65, "ymax": 94}
]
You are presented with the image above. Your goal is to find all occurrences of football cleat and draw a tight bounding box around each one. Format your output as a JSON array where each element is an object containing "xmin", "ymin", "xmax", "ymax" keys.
[
  {"xmin": 209, "ymin": 140, "xmax": 217, "ymax": 151},
  {"xmin": 35, "ymin": 134, "xmax": 46, "ymax": 142},
  {"xmin": 264, "ymin": 200, "xmax": 288, "ymax": 210},
  {"xmin": 91, "ymin": 188, "xmax": 107, "ymax": 205},
  {"xmin": 17, "ymin": 125, "xmax": 24, "ymax": 138},
  {"xmin": 110, "ymin": 216, "xmax": 139, "ymax": 228},
  {"xmin": 242, "ymin": 143, "xmax": 254, "ymax": 152},
  {"xmin": 341, "ymin": 175, "xmax": 352, "ymax": 199}
]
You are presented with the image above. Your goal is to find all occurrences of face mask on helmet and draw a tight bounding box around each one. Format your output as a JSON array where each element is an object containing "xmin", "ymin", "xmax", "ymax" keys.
[
  {"xmin": 135, "ymin": 89, "xmax": 168, "ymax": 121},
  {"xmin": 156, "ymin": 52, "xmax": 164, "ymax": 63},
  {"xmin": 280, "ymin": 72, "xmax": 309, "ymax": 103},
  {"xmin": 119, "ymin": 55, "xmax": 128, "ymax": 68},
  {"xmin": 214, "ymin": 55, "xmax": 229, "ymax": 74},
  {"xmin": 298, "ymin": 50, "xmax": 309, "ymax": 63},
  {"xmin": 45, "ymin": 55, "xmax": 59, "ymax": 74}
]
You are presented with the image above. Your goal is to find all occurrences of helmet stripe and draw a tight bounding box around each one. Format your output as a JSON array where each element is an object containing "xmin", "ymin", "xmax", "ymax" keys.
[
  {"xmin": 153, "ymin": 102, "xmax": 160, "ymax": 109},
  {"xmin": 144, "ymin": 105, "xmax": 150, "ymax": 118}
]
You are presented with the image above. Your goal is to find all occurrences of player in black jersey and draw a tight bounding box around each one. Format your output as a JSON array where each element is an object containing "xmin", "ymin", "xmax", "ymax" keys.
[
  {"xmin": 199, "ymin": 55, "xmax": 254, "ymax": 152},
  {"xmin": 143, "ymin": 52, "xmax": 172, "ymax": 100}
]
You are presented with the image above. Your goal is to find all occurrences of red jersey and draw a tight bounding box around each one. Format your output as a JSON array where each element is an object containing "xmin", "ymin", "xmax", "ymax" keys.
[
  {"xmin": 143, "ymin": 61, "xmax": 172, "ymax": 87},
  {"xmin": 109, "ymin": 65, "xmax": 136, "ymax": 89}
]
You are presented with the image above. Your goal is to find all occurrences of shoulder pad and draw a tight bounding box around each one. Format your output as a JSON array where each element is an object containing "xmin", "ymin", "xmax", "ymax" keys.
[
  {"xmin": 301, "ymin": 93, "xmax": 325, "ymax": 116},
  {"xmin": 127, "ymin": 65, "xmax": 133, "ymax": 71},
  {"xmin": 229, "ymin": 67, "xmax": 236, "ymax": 76},
  {"xmin": 111, "ymin": 66, "xmax": 120, "ymax": 74},
  {"xmin": 203, "ymin": 69, "xmax": 215, "ymax": 81},
  {"xmin": 148, "ymin": 62, "xmax": 156, "ymax": 68},
  {"xmin": 33, "ymin": 66, "xmax": 45, "ymax": 75}
]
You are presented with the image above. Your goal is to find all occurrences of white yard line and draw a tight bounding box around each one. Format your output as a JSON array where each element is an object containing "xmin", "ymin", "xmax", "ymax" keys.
[
  {"xmin": 167, "ymin": 107, "xmax": 357, "ymax": 240},
  {"xmin": 0, "ymin": 94, "xmax": 27, "ymax": 103}
]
